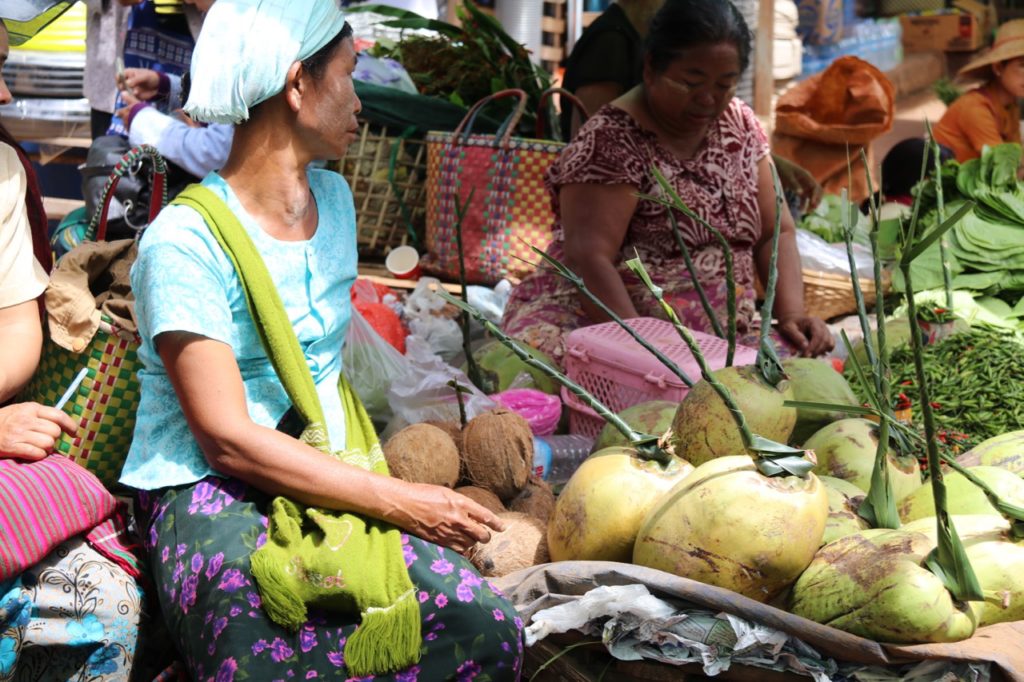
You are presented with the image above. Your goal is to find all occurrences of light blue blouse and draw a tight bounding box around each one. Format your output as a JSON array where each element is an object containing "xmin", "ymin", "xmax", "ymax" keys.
[{"xmin": 121, "ymin": 170, "xmax": 357, "ymax": 490}]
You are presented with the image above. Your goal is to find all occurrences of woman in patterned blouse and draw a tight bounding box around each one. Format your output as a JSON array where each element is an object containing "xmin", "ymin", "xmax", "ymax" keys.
[{"xmin": 502, "ymin": 0, "xmax": 833, "ymax": 364}]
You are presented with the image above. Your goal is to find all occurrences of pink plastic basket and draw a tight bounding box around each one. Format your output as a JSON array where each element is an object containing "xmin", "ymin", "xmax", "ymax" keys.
[{"xmin": 562, "ymin": 318, "xmax": 758, "ymax": 438}]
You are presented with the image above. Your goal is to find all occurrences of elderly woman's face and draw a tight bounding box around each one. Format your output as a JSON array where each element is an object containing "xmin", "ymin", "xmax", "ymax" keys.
[
  {"xmin": 302, "ymin": 36, "xmax": 361, "ymax": 160},
  {"xmin": 645, "ymin": 41, "xmax": 741, "ymax": 134},
  {"xmin": 0, "ymin": 24, "xmax": 11, "ymax": 107}
]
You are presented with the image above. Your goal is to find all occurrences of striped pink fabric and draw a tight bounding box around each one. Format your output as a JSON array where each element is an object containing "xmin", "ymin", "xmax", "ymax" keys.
[
  {"xmin": 86, "ymin": 505, "xmax": 143, "ymax": 579},
  {"xmin": 0, "ymin": 454, "xmax": 117, "ymax": 580}
]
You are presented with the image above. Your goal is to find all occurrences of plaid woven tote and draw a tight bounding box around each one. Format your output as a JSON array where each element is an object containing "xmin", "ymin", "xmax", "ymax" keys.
[
  {"xmin": 20, "ymin": 144, "xmax": 167, "ymax": 489},
  {"xmin": 422, "ymin": 89, "xmax": 586, "ymax": 286}
]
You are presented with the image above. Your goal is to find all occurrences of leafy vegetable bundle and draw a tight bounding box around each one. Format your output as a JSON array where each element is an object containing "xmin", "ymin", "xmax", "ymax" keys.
[
  {"xmin": 799, "ymin": 194, "xmax": 871, "ymax": 245},
  {"xmin": 356, "ymin": 3, "xmax": 551, "ymax": 134},
  {"xmin": 895, "ymin": 144, "xmax": 1024, "ymax": 325}
]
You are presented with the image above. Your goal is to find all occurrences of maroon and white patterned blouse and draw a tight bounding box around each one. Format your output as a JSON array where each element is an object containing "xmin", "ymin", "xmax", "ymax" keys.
[{"xmin": 502, "ymin": 98, "xmax": 771, "ymax": 365}]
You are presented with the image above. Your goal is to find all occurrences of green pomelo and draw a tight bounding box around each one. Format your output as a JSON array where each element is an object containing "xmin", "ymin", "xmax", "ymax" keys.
[
  {"xmin": 782, "ymin": 358, "xmax": 860, "ymax": 445},
  {"xmin": 847, "ymin": 319, "xmax": 915, "ymax": 371},
  {"xmin": 633, "ymin": 455, "xmax": 828, "ymax": 602},
  {"xmin": 593, "ymin": 401, "xmax": 678, "ymax": 452},
  {"xmin": 901, "ymin": 513, "xmax": 1010, "ymax": 538},
  {"xmin": 902, "ymin": 516, "xmax": 1024, "ymax": 628},
  {"xmin": 897, "ymin": 465, "xmax": 1024, "ymax": 522},
  {"xmin": 790, "ymin": 528, "xmax": 977, "ymax": 644},
  {"xmin": 956, "ymin": 430, "xmax": 1024, "ymax": 477},
  {"xmin": 465, "ymin": 339, "xmax": 559, "ymax": 395},
  {"xmin": 547, "ymin": 447, "xmax": 692, "ymax": 563},
  {"xmin": 671, "ymin": 365, "xmax": 796, "ymax": 467},
  {"xmin": 819, "ymin": 475, "xmax": 870, "ymax": 546},
  {"xmin": 802, "ymin": 418, "xmax": 923, "ymax": 501}
]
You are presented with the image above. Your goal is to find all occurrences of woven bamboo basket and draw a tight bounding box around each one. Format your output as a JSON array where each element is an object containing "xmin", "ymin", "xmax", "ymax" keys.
[
  {"xmin": 336, "ymin": 119, "xmax": 428, "ymax": 258},
  {"xmin": 802, "ymin": 268, "xmax": 891, "ymax": 321}
]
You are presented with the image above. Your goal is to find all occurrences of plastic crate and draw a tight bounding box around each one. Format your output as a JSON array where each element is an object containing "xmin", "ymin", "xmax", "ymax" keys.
[{"xmin": 562, "ymin": 318, "xmax": 758, "ymax": 438}]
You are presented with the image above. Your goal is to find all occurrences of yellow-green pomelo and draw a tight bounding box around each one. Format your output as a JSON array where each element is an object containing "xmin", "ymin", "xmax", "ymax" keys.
[
  {"xmin": 819, "ymin": 475, "xmax": 870, "ymax": 546},
  {"xmin": 633, "ymin": 455, "xmax": 828, "ymax": 602},
  {"xmin": 790, "ymin": 528, "xmax": 977, "ymax": 644},
  {"xmin": 902, "ymin": 516, "xmax": 1024, "ymax": 628},
  {"xmin": 802, "ymin": 418, "xmax": 922, "ymax": 501},
  {"xmin": 547, "ymin": 447, "xmax": 692, "ymax": 563},
  {"xmin": 956, "ymin": 430, "xmax": 1024, "ymax": 477},
  {"xmin": 897, "ymin": 466, "xmax": 1024, "ymax": 522},
  {"xmin": 672, "ymin": 366, "xmax": 796, "ymax": 467},
  {"xmin": 593, "ymin": 401, "xmax": 677, "ymax": 452},
  {"xmin": 782, "ymin": 357, "xmax": 860, "ymax": 445}
]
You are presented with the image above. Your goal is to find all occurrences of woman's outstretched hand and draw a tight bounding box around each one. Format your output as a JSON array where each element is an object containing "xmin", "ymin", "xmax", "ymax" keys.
[
  {"xmin": 387, "ymin": 482, "xmax": 506, "ymax": 554},
  {"xmin": 120, "ymin": 68, "xmax": 161, "ymax": 101},
  {"xmin": 0, "ymin": 402, "xmax": 77, "ymax": 461},
  {"xmin": 777, "ymin": 315, "xmax": 834, "ymax": 358}
]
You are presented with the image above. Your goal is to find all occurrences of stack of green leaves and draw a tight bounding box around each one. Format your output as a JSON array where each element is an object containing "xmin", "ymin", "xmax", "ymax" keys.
[
  {"xmin": 799, "ymin": 194, "xmax": 871, "ymax": 245},
  {"xmin": 893, "ymin": 144, "xmax": 1024, "ymax": 326}
]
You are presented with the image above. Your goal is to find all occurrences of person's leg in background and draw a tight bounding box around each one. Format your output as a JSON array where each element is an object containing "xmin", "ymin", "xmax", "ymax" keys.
[{"xmin": 84, "ymin": 0, "xmax": 131, "ymax": 140}]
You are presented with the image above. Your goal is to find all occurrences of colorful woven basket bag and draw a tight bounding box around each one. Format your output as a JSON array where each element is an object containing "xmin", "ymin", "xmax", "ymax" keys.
[
  {"xmin": 20, "ymin": 144, "xmax": 167, "ymax": 489},
  {"xmin": 422, "ymin": 88, "xmax": 586, "ymax": 286}
]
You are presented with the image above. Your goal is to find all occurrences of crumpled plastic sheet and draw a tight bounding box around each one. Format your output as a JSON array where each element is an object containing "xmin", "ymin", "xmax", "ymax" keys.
[
  {"xmin": 402, "ymin": 277, "xmax": 465, "ymax": 363},
  {"xmin": 525, "ymin": 584, "xmax": 837, "ymax": 680},
  {"xmin": 524, "ymin": 584, "xmax": 992, "ymax": 682}
]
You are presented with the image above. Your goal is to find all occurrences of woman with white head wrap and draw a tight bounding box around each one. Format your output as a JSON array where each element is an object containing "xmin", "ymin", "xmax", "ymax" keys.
[{"xmin": 123, "ymin": 2, "xmax": 523, "ymax": 679}]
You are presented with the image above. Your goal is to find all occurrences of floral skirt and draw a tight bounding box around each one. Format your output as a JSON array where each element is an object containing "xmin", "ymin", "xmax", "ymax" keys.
[
  {"xmin": 0, "ymin": 536, "xmax": 144, "ymax": 682},
  {"xmin": 137, "ymin": 477, "xmax": 524, "ymax": 682}
]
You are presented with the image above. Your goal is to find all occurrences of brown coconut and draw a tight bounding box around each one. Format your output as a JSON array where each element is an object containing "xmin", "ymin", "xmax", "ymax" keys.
[
  {"xmin": 383, "ymin": 423, "xmax": 460, "ymax": 488},
  {"xmin": 424, "ymin": 420, "xmax": 465, "ymax": 455},
  {"xmin": 466, "ymin": 512, "xmax": 549, "ymax": 577},
  {"xmin": 462, "ymin": 408, "xmax": 533, "ymax": 502},
  {"xmin": 508, "ymin": 475, "xmax": 556, "ymax": 525},
  {"xmin": 454, "ymin": 485, "xmax": 507, "ymax": 516}
]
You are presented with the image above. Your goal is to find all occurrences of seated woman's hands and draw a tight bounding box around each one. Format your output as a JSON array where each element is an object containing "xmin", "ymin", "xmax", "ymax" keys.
[
  {"xmin": 777, "ymin": 314, "xmax": 834, "ymax": 358},
  {"xmin": 386, "ymin": 483, "xmax": 506, "ymax": 555},
  {"xmin": 0, "ymin": 402, "xmax": 77, "ymax": 461},
  {"xmin": 120, "ymin": 68, "xmax": 161, "ymax": 101}
]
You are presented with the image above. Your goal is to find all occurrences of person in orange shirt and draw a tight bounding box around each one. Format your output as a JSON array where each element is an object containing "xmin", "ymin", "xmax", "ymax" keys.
[{"xmin": 933, "ymin": 19, "xmax": 1024, "ymax": 163}]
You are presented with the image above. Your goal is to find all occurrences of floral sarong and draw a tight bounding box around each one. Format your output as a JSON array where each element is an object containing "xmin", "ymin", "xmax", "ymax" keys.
[{"xmin": 137, "ymin": 477, "xmax": 524, "ymax": 681}]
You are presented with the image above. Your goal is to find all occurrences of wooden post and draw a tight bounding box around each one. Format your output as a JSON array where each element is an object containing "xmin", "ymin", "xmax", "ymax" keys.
[{"xmin": 754, "ymin": 0, "xmax": 775, "ymax": 120}]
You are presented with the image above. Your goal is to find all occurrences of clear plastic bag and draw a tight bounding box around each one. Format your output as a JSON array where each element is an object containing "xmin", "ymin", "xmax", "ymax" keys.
[
  {"xmin": 384, "ymin": 336, "xmax": 497, "ymax": 437},
  {"xmin": 403, "ymin": 277, "xmax": 464, "ymax": 363},
  {"xmin": 342, "ymin": 307, "xmax": 410, "ymax": 424},
  {"xmin": 796, "ymin": 228, "xmax": 875, "ymax": 278}
]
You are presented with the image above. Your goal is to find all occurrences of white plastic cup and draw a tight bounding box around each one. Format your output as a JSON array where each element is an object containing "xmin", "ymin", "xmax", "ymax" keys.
[{"xmin": 385, "ymin": 245, "xmax": 421, "ymax": 280}]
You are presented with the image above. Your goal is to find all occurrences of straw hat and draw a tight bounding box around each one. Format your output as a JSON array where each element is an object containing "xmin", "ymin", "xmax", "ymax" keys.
[{"xmin": 959, "ymin": 19, "xmax": 1024, "ymax": 80}]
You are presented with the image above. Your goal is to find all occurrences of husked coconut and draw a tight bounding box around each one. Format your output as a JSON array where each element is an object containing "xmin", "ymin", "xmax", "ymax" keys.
[
  {"xmin": 454, "ymin": 485, "xmax": 507, "ymax": 516},
  {"xmin": 425, "ymin": 420, "xmax": 465, "ymax": 455},
  {"xmin": 508, "ymin": 476, "xmax": 556, "ymax": 524},
  {"xmin": 462, "ymin": 409, "xmax": 533, "ymax": 502},
  {"xmin": 466, "ymin": 512, "xmax": 549, "ymax": 577},
  {"xmin": 383, "ymin": 423, "xmax": 460, "ymax": 488}
]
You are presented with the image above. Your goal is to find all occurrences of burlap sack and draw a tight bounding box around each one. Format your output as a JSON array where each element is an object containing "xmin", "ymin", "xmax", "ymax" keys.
[{"xmin": 773, "ymin": 56, "xmax": 896, "ymax": 203}]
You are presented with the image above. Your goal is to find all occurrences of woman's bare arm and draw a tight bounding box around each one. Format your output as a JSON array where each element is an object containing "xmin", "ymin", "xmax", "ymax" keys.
[
  {"xmin": 560, "ymin": 182, "xmax": 641, "ymax": 321},
  {"xmin": 157, "ymin": 331, "xmax": 503, "ymax": 552}
]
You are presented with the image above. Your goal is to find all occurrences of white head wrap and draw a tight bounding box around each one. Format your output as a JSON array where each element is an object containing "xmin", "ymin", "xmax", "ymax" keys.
[{"xmin": 184, "ymin": 0, "xmax": 348, "ymax": 124}]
